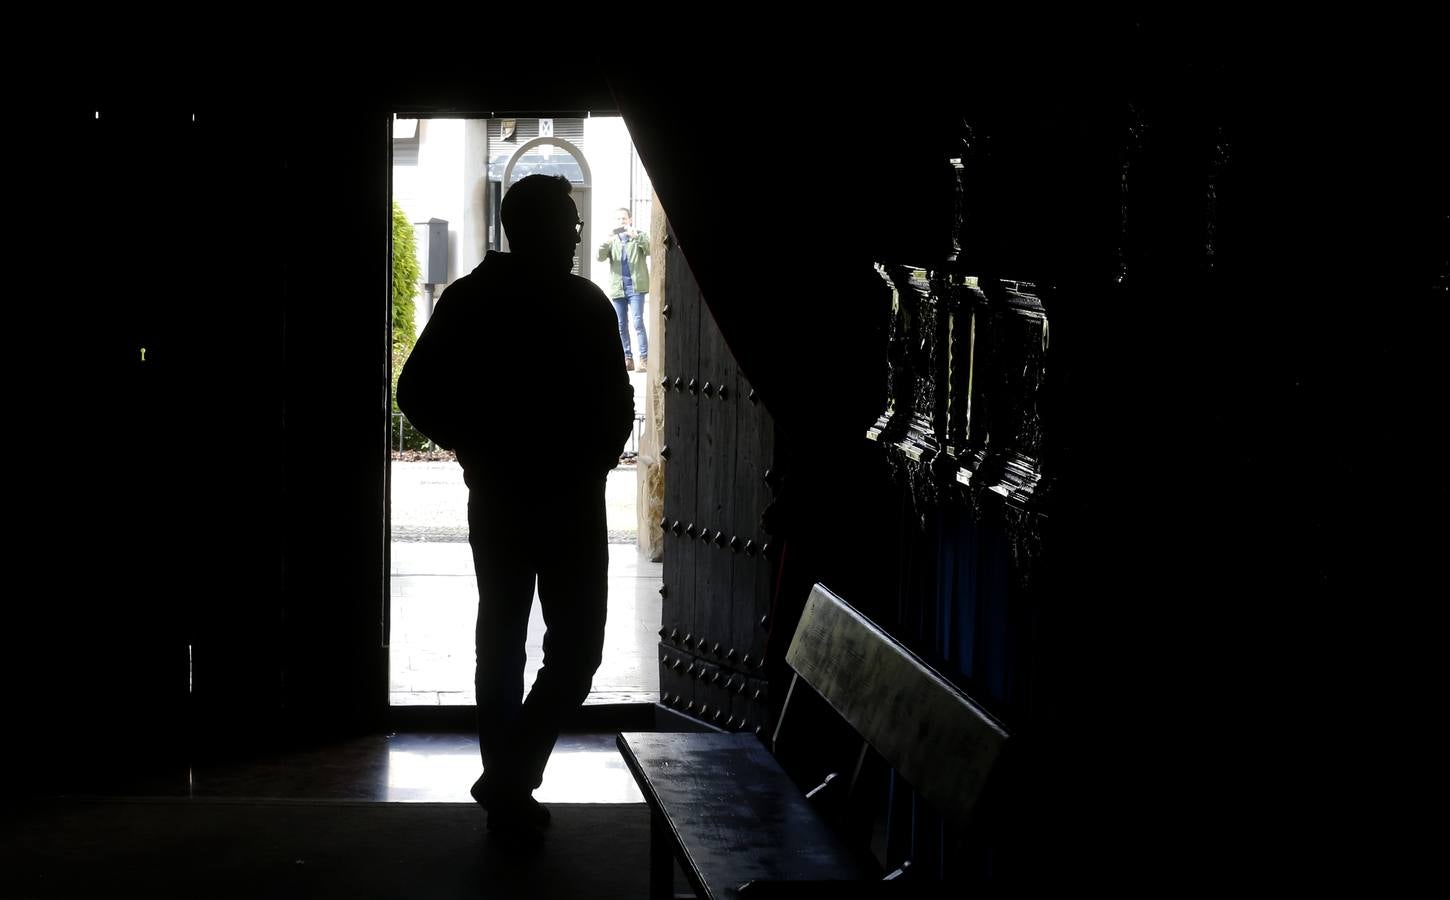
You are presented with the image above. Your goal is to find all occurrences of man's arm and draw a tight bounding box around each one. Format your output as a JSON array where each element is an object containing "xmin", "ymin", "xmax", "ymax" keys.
[
  {"xmin": 396, "ymin": 289, "xmax": 469, "ymax": 450},
  {"xmin": 635, "ymin": 231, "xmax": 649, "ymax": 258},
  {"xmin": 596, "ymin": 240, "xmax": 613, "ymax": 262}
]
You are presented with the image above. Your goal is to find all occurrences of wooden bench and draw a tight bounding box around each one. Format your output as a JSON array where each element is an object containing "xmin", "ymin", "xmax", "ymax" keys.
[{"xmin": 618, "ymin": 583, "xmax": 1010, "ymax": 899}]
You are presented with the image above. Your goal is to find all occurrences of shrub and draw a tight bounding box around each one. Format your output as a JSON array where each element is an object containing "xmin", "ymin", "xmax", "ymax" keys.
[
  {"xmin": 391, "ymin": 200, "xmax": 420, "ymax": 353},
  {"xmin": 391, "ymin": 201, "xmax": 429, "ymax": 452}
]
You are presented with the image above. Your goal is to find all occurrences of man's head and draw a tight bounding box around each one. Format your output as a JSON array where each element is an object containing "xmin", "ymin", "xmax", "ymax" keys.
[
  {"xmin": 613, "ymin": 208, "xmax": 632, "ymax": 230},
  {"xmin": 501, "ymin": 174, "xmax": 580, "ymax": 272}
]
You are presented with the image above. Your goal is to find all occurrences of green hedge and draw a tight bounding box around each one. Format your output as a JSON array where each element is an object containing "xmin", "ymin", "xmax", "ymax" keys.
[
  {"xmin": 391, "ymin": 201, "xmax": 429, "ymax": 452},
  {"xmin": 391, "ymin": 200, "xmax": 420, "ymax": 352}
]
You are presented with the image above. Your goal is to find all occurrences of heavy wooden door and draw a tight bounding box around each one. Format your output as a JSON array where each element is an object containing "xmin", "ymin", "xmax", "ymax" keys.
[{"xmin": 657, "ymin": 223, "xmax": 777, "ymax": 734}]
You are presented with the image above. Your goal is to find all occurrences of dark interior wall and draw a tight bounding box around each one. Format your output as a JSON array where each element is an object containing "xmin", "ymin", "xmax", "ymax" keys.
[
  {"xmin": 10, "ymin": 19, "xmax": 1444, "ymax": 883},
  {"xmin": 11, "ymin": 50, "xmax": 622, "ymax": 778},
  {"xmin": 611, "ymin": 24, "xmax": 1446, "ymax": 883},
  {"xmin": 17, "ymin": 98, "xmax": 290, "ymax": 771}
]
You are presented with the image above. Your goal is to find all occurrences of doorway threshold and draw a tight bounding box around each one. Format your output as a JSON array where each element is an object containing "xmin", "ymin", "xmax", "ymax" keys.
[{"xmin": 387, "ymin": 698, "xmax": 657, "ymax": 733}]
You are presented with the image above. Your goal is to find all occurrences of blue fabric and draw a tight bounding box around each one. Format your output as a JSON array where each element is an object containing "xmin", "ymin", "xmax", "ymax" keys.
[{"xmin": 612, "ymin": 293, "xmax": 648, "ymax": 360}]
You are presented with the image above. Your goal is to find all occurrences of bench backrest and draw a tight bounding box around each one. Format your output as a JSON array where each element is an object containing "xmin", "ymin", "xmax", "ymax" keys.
[{"xmin": 784, "ymin": 584, "xmax": 1008, "ymax": 821}]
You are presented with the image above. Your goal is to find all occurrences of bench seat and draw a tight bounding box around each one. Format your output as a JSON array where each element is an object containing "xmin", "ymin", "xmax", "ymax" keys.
[
  {"xmin": 618, "ymin": 731, "xmax": 875, "ymax": 899},
  {"xmin": 619, "ymin": 584, "xmax": 1008, "ymax": 897}
]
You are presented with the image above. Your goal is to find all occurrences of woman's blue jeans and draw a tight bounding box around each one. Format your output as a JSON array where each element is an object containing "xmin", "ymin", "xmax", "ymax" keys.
[{"xmin": 612, "ymin": 293, "xmax": 648, "ymax": 360}]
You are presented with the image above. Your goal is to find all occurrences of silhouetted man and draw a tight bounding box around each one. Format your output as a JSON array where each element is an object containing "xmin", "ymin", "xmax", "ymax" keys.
[{"xmin": 397, "ymin": 174, "xmax": 634, "ymax": 844}]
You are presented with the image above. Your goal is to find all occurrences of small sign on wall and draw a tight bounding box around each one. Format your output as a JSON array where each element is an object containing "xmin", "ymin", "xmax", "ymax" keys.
[{"xmin": 539, "ymin": 118, "xmax": 553, "ymax": 138}]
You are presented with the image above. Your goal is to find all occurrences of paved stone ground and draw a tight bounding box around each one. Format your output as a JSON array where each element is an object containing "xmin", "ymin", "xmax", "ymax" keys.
[
  {"xmin": 389, "ymin": 458, "xmax": 659, "ymax": 706},
  {"xmin": 390, "ymin": 541, "xmax": 662, "ymax": 706},
  {"xmin": 390, "ymin": 461, "xmax": 641, "ymax": 544}
]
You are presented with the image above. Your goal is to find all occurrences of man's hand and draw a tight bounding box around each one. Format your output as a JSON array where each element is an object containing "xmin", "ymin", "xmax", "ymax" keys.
[
  {"xmin": 595, "ymin": 382, "xmax": 636, "ymax": 473},
  {"xmin": 616, "ymin": 380, "xmax": 636, "ymax": 421}
]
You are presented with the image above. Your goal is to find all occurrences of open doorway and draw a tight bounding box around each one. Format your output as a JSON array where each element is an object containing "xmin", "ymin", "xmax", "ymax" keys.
[{"xmin": 388, "ymin": 114, "xmax": 662, "ymax": 707}]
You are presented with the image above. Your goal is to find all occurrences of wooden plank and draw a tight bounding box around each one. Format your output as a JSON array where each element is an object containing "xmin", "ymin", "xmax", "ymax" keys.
[
  {"xmin": 731, "ymin": 373, "xmax": 765, "ymax": 670},
  {"xmin": 695, "ymin": 302, "xmax": 735, "ymax": 713},
  {"xmin": 746, "ymin": 676, "xmax": 770, "ymax": 737},
  {"xmin": 731, "ymin": 375, "xmax": 775, "ymax": 729},
  {"xmin": 694, "ymin": 659, "xmax": 726, "ymax": 728},
  {"xmin": 786, "ymin": 585, "xmax": 1008, "ymax": 821},
  {"xmin": 659, "ymin": 253, "xmax": 684, "ymax": 701},
  {"xmin": 661, "ymin": 227, "xmax": 701, "ymax": 708},
  {"xmin": 726, "ymin": 374, "xmax": 756, "ymax": 733},
  {"xmin": 618, "ymin": 732, "xmax": 872, "ymax": 900},
  {"xmin": 751, "ymin": 401, "xmax": 776, "ymax": 673}
]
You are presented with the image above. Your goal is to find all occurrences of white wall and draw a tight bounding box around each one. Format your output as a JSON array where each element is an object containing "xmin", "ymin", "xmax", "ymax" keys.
[
  {"xmin": 394, "ymin": 118, "xmax": 488, "ymax": 332},
  {"xmin": 582, "ymin": 116, "xmax": 638, "ymax": 294},
  {"xmin": 460, "ymin": 120, "xmax": 489, "ymax": 280},
  {"xmin": 394, "ymin": 119, "xmax": 464, "ymax": 263}
]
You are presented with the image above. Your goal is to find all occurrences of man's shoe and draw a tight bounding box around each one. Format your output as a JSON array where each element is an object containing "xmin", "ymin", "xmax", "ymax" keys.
[
  {"xmin": 487, "ymin": 794, "xmax": 551, "ymax": 848},
  {"xmin": 637, "ymin": 357, "xmax": 648, "ymax": 372},
  {"xmin": 511, "ymin": 795, "xmax": 552, "ymax": 828},
  {"xmin": 472, "ymin": 776, "xmax": 551, "ymax": 828},
  {"xmin": 625, "ymin": 357, "xmax": 635, "ymax": 371}
]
